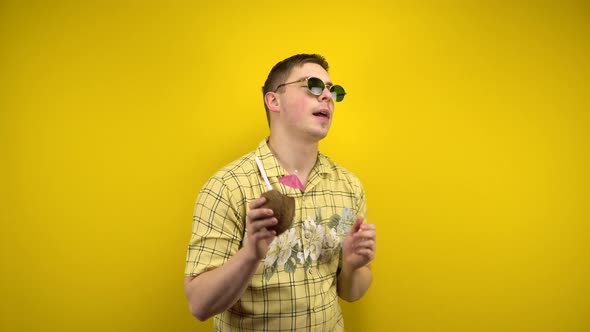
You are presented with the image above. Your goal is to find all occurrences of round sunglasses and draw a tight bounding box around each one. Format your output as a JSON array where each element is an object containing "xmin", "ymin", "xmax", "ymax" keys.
[{"xmin": 275, "ymin": 77, "xmax": 347, "ymax": 102}]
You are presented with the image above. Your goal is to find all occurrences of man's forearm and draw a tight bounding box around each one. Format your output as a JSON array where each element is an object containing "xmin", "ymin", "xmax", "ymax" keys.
[
  {"xmin": 337, "ymin": 264, "xmax": 373, "ymax": 302},
  {"xmin": 184, "ymin": 248, "xmax": 261, "ymax": 321}
]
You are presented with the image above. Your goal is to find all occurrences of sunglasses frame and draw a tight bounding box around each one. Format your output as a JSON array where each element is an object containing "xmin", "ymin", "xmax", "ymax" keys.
[{"xmin": 274, "ymin": 76, "xmax": 347, "ymax": 102}]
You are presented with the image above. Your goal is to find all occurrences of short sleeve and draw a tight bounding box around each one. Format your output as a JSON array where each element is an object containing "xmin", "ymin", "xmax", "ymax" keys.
[
  {"xmin": 184, "ymin": 176, "xmax": 244, "ymax": 276},
  {"xmin": 356, "ymin": 180, "xmax": 367, "ymax": 220}
]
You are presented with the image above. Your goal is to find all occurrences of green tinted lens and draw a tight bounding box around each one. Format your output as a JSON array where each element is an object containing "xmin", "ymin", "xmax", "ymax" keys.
[
  {"xmin": 307, "ymin": 77, "xmax": 325, "ymax": 96},
  {"xmin": 330, "ymin": 85, "xmax": 346, "ymax": 102}
]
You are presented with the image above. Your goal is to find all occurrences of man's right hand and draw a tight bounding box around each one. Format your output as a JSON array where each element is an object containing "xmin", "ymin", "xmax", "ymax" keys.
[{"xmin": 244, "ymin": 196, "xmax": 277, "ymax": 261}]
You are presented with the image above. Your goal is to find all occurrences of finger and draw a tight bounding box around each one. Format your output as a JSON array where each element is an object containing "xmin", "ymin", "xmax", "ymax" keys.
[
  {"xmin": 359, "ymin": 223, "xmax": 376, "ymax": 231},
  {"xmin": 353, "ymin": 239, "xmax": 376, "ymax": 251},
  {"xmin": 353, "ymin": 248, "xmax": 376, "ymax": 261},
  {"xmin": 353, "ymin": 230, "xmax": 376, "ymax": 241},
  {"xmin": 249, "ymin": 227, "xmax": 276, "ymax": 241},
  {"xmin": 352, "ymin": 234, "xmax": 375, "ymax": 245},
  {"xmin": 249, "ymin": 217, "xmax": 277, "ymax": 232},
  {"xmin": 349, "ymin": 216, "xmax": 364, "ymax": 235},
  {"xmin": 249, "ymin": 196, "xmax": 268, "ymax": 209},
  {"xmin": 247, "ymin": 207, "xmax": 274, "ymax": 222}
]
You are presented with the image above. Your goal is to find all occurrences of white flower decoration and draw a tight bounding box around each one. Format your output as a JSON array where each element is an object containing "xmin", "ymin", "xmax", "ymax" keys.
[
  {"xmin": 262, "ymin": 208, "xmax": 353, "ymax": 281},
  {"xmin": 301, "ymin": 216, "xmax": 325, "ymax": 261},
  {"xmin": 264, "ymin": 228, "xmax": 297, "ymax": 266},
  {"xmin": 319, "ymin": 228, "xmax": 340, "ymax": 262}
]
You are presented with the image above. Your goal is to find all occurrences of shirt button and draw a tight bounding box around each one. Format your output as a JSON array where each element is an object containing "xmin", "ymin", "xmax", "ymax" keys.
[{"xmin": 308, "ymin": 268, "xmax": 314, "ymax": 274}]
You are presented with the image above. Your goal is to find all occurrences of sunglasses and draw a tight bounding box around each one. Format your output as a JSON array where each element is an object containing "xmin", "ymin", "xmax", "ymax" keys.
[{"xmin": 275, "ymin": 77, "xmax": 347, "ymax": 102}]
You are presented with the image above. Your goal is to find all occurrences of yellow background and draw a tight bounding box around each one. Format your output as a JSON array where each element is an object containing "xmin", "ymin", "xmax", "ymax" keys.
[{"xmin": 1, "ymin": 1, "xmax": 588, "ymax": 331}]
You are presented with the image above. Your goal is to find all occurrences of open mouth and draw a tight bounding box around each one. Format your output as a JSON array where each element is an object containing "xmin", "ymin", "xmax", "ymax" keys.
[{"xmin": 313, "ymin": 111, "xmax": 330, "ymax": 119}]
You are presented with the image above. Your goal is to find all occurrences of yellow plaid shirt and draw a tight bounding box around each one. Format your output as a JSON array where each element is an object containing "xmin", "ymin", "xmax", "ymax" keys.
[{"xmin": 185, "ymin": 139, "xmax": 366, "ymax": 331}]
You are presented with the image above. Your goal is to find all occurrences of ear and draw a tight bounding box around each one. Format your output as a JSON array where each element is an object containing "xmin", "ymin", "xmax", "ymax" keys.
[{"xmin": 264, "ymin": 91, "xmax": 280, "ymax": 114}]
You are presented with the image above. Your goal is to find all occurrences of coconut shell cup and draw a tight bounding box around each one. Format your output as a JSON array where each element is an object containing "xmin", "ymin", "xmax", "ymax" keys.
[{"xmin": 260, "ymin": 190, "xmax": 295, "ymax": 235}]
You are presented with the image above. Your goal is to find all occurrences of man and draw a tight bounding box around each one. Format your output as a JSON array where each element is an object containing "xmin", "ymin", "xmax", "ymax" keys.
[{"xmin": 184, "ymin": 54, "xmax": 376, "ymax": 331}]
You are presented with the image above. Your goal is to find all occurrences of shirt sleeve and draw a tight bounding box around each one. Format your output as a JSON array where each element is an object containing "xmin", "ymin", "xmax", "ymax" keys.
[
  {"xmin": 356, "ymin": 180, "xmax": 367, "ymax": 220},
  {"xmin": 184, "ymin": 175, "xmax": 245, "ymax": 276}
]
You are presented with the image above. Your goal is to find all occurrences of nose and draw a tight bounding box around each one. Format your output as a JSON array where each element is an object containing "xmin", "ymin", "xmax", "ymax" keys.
[{"xmin": 319, "ymin": 86, "xmax": 333, "ymax": 101}]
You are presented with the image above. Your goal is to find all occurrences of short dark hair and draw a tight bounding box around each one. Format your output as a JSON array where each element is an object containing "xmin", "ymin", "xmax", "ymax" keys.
[{"xmin": 261, "ymin": 54, "xmax": 330, "ymax": 126}]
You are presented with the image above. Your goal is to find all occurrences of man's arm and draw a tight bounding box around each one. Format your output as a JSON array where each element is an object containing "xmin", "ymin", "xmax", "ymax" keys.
[
  {"xmin": 337, "ymin": 216, "xmax": 376, "ymax": 302},
  {"xmin": 184, "ymin": 197, "xmax": 277, "ymax": 321},
  {"xmin": 184, "ymin": 248, "xmax": 262, "ymax": 321}
]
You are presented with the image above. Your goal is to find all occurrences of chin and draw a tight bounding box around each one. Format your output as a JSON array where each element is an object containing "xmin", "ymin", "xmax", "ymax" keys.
[
  {"xmin": 301, "ymin": 124, "xmax": 331, "ymax": 141},
  {"xmin": 310, "ymin": 130, "xmax": 329, "ymax": 141}
]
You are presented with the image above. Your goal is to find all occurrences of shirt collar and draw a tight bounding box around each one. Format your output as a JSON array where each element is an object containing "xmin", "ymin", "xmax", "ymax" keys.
[{"xmin": 255, "ymin": 138, "xmax": 331, "ymax": 179}]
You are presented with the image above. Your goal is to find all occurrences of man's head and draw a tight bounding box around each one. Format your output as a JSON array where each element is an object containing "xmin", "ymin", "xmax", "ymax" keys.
[
  {"xmin": 261, "ymin": 54, "xmax": 330, "ymax": 126},
  {"xmin": 262, "ymin": 54, "xmax": 347, "ymax": 143}
]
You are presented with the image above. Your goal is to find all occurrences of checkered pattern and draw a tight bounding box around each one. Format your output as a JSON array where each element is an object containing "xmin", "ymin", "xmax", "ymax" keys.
[{"xmin": 185, "ymin": 139, "xmax": 366, "ymax": 331}]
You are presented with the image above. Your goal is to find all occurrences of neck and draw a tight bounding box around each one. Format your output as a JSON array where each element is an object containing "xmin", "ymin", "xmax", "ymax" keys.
[{"xmin": 267, "ymin": 133, "xmax": 319, "ymax": 178}]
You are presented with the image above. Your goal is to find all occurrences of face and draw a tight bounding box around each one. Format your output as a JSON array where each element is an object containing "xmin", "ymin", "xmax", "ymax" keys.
[{"xmin": 270, "ymin": 63, "xmax": 336, "ymax": 142}]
